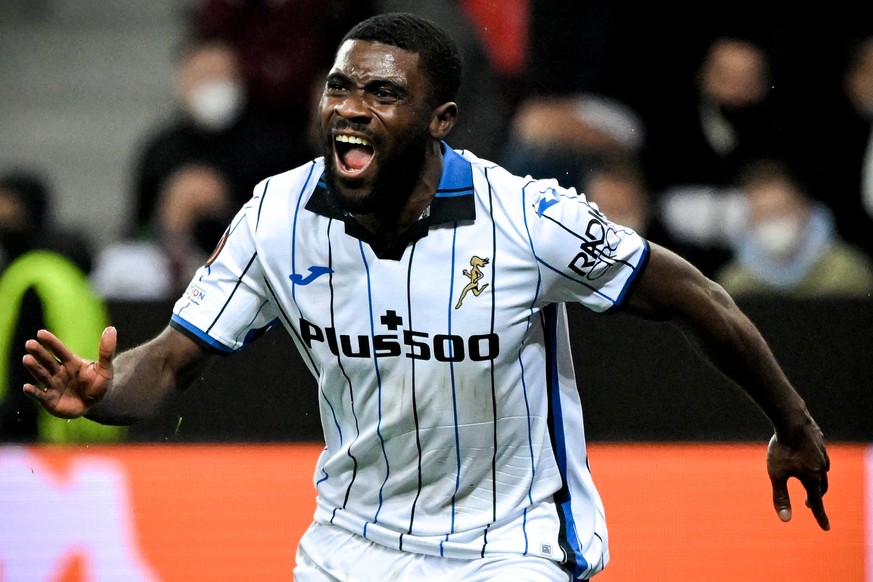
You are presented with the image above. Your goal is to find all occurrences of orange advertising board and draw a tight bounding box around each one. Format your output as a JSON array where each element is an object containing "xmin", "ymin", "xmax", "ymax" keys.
[{"xmin": 0, "ymin": 443, "xmax": 866, "ymax": 581}]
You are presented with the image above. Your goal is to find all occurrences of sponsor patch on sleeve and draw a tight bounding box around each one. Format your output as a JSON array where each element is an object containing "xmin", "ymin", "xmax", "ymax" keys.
[{"xmin": 185, "ymin": 283, "xmax": 208, "ymax": 304}]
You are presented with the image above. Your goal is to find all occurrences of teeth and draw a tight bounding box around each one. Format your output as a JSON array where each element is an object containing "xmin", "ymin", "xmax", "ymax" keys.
[{"xmin": 335, "ymin": 134, "xmax": 371, "ymax": 147}]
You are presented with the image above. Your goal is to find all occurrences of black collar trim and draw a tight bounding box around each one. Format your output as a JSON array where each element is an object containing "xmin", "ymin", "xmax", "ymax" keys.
[{"xmin": 303, "ymin": 143, "xmax": 475, "ymax": 259}]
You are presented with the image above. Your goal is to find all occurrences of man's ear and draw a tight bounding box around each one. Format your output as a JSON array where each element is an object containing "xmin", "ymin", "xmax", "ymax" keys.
[{"xmin": 430, "ymin": 102, "xmax": 458, "ymax": 139}]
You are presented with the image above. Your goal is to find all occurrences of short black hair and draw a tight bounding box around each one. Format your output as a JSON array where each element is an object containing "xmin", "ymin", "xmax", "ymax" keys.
[
  {"xmin": 341, "ymin": 12, "xmax": 462, "ymax": 106},
  {"xmin": 736, "ymin": 158, "xmax": 805, "ymax": 192}
]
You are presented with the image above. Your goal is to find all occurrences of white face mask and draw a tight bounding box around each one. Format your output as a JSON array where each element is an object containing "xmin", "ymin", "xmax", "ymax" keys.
[
  {"xmin": 752, "ymin": 216, "xmax": 802, "ymax": 259},
  {"xmin": 186, "ymin": 79, "xmax": 245, "ymax": 131}
]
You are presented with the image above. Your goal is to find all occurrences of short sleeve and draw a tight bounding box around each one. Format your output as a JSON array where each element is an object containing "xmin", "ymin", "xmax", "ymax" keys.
[
  {"xmin": 524, "ymin": 179, "xmax": 649, "ymax": 312},
  {"xmin": 171, "ymin": 194, "xmax": 279, "ymax": 352}
]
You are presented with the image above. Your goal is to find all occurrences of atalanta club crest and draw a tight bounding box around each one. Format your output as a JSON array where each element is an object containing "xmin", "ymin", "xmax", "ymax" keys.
[{"xmin": 205, "ymin": 230, "xmax": 229, "ymax": 267}]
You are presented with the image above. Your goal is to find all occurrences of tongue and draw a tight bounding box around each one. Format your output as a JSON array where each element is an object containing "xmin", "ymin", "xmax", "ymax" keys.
[{"xmin": 343, "ymin": 146, "xmax": 373, "ymax": 171}]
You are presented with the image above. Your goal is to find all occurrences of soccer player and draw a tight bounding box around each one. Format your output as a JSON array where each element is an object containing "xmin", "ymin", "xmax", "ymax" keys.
[{"xmin": 23, "ymin": 12, "xmax": 829, "ymax": 581}]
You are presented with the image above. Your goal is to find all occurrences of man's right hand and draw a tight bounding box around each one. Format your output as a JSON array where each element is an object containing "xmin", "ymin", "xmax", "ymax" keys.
[{"xmin": 22, "ymin": 326, "xmax": 117, "ymax": 419}]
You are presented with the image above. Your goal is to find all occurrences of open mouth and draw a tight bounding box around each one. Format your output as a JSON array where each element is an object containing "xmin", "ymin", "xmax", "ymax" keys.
[{"xmin": 335, "ymin": 134, "xmax": 375, "ymax": 176}]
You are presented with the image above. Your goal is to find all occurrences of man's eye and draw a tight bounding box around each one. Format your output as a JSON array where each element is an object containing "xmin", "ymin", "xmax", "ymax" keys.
[
  {"xmin": 326, "ymin": 81, "xmax": 346, "ymax": 92},
  {"xmin": 374, "ymin": 89, "xmax": 399, "ymax": 100}
]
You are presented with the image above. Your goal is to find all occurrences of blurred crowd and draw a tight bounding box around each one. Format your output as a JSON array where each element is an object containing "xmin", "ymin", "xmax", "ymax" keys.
[{"xmin": 3, "ymin": 0, "xmax": 873, "ymax": 441}]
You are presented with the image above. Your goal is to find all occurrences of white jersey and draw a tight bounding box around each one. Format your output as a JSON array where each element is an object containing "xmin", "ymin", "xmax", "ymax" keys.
[{"xmin": 171, "ymin": 145, "xmax": 649, "ymax": 579}]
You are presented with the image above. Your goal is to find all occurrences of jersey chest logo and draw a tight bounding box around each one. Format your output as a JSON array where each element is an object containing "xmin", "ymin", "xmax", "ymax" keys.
[
  {"xmin": 289, "ymin": 265, "xmax": 333, "ymax": 285},
  {"xmin": 455, "ymin": 255, "xmax": 490, "ymax": 309}
]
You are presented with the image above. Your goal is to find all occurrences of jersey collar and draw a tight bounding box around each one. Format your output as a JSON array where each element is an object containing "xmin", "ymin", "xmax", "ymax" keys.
[{"xmin": 305, "ymin": 142, "xmax": 475, "ymax": 259}]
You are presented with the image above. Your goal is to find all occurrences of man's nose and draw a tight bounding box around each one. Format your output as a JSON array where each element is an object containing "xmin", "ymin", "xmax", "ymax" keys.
[{"xmin": 334, "ymin": 91, "xmax": 370, "ymax": 123}]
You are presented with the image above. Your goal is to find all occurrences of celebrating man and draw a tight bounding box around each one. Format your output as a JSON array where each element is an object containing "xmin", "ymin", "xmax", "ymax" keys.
[{"xmin": 24, "ymin": 13, "xmax": 828, "ymax": 581}]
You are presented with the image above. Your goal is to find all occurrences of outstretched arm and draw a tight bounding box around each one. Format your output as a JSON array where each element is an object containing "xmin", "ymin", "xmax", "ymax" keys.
[
  {"xmin": 625, "ymin": 242, "xmax": 830, "ymax": 530},
  {"xmin": 23, "ymin": 325, "xmax": 213, "ymax": 425}
]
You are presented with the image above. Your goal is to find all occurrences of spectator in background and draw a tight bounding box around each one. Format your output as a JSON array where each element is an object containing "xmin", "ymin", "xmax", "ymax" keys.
[
  {"xmin": 499, "ymin": 2, "xmax": 645, "ymax": 186},
  {"xmin": 580, "ymin": 155, "xmax": 661, "ymax": 238},
  {"xmin": 716, "ymin": 160, "xmax": 873, "ymax": 298},
  {"xmin": 649, "ymin": 37, "xmax": 781, "ymax": 188},
  {"xmin": 579, "ymin": 155, "xmax": 717, "ymax": 273},
  {"xmin": 799, "ymin": 34, "xmax": 873, "ymax": 262},
  {"xmin": 91, "ymin": 163, "xmax": 232, "ymax": 301},
  {"xmin": 641, "ymin": 36, "xmax": 787, "ymax": 277},
  {"xmin": 847, "ymin": 37, "xmax": 873, "ymax": 222},
  {"xmin": 0, "ymin": 170, "xmax": 92, "ymax": 273},
  {"xmin": 0, "ymin": 170, "xmax": 122, "ymax": 443},
  {"xmin": 191, "ymin": 0, "xmax": 376, "ymax": 139},
  {"xmin": 503, "ymin": 93, "xmax": 645, "ymax": 187},
  {"xmin": 129, "ymin": 36, "xmax": 303, "ymax": 237}
]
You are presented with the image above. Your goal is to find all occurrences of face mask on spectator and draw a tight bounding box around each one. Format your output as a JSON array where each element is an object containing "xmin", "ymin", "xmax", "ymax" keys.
[
  {"xmin": 752, "ymin": 216, "xmax": 802, "ymax": 259},
  {"xmin": 185, "ymin": 79, "xmax": 245, "ymax": 132}
]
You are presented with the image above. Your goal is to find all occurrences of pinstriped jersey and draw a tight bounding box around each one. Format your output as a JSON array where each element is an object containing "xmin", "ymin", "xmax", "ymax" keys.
[{"xmin": 170, "ymin": 144, "xmax": 649, "ymax": 579}]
